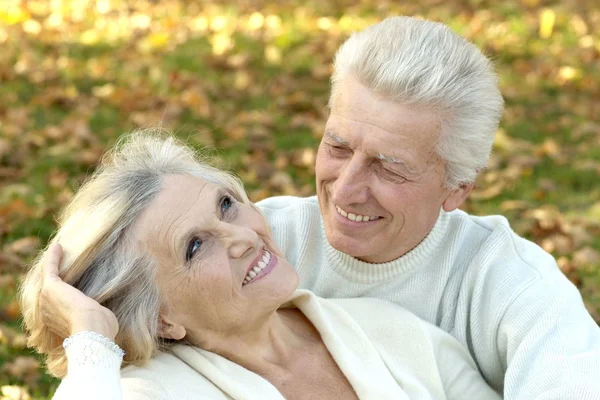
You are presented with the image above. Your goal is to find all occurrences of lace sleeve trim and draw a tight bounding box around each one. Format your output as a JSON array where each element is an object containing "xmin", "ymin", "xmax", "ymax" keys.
[{"xmin": 63, "ymin": 331, "xmax": 125, "ymax": 370}]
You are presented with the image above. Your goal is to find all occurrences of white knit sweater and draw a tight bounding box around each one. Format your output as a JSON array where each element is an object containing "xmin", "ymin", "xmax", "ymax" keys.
[
  {"xmin": 256, "ymin": 196, "xmax": 600, "ymax": 399},
  {"xmin": 54, "ymin": 290, "xmax": 501, "ymax": 399}
]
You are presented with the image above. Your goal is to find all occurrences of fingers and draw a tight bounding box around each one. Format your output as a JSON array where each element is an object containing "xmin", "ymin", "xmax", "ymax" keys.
[{"xmin": 42, "ymin": 242, "xmax": 63, "ymax": 280}]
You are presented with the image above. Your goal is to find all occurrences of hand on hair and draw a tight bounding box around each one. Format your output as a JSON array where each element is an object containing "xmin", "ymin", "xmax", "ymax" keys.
[{"xmin": 40, "ymin": 242, "xmax": 119, "ymax": 341}]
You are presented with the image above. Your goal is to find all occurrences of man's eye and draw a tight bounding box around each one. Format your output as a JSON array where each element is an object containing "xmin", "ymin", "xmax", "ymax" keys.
[
  {"xmin": 328, "ymin": 145, "xmax": 351, "ymax": 157},
  {"xmin": 382, "ymin": 168, "xmax": 407, "ymax": 183},
  {"xmin": 186, "ymin": 238, "xmax": 203, "ymax": 261}
]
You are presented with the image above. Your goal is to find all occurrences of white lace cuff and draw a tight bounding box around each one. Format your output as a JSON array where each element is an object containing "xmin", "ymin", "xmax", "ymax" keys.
[{"xmin": 63, "ymin": 331, "xmax": 124, "ymax": 371}]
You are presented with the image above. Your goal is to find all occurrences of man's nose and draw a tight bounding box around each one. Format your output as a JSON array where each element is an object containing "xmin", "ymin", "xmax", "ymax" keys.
[
  {"xmin": 332, "ymin": 155, "xmax": 370, "ymax": 205},
  {"xmin": 224, "ymin": 224, "xmax": 259, "ymax": 259}
]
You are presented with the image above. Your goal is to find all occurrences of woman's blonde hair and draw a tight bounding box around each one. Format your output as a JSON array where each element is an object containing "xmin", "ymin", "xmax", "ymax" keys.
[{"xmin": 19, "ymin": 129, "xmax": 249, "ymax": 378}]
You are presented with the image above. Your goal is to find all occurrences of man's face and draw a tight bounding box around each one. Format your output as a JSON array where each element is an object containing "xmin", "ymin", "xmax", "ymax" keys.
[{"xmin": 315, "ymin": 76, "xmax": 470, "ymax": 263}]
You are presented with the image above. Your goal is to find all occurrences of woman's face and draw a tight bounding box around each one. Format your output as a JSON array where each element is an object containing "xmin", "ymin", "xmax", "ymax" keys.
[{"xmin": 131, "ymin": 174, "xmax": 298, "ymax": 344}]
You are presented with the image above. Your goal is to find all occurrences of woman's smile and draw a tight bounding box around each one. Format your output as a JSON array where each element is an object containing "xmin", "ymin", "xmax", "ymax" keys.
[{"xmin": 243, "ymin": 249, "xmax": 278, "ymax": 286}]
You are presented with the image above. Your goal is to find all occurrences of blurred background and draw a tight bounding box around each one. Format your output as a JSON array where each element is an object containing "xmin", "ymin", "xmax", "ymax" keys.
[{"xmin": 0, "ymin": 0, "xmax": 598, "ymax": 398}]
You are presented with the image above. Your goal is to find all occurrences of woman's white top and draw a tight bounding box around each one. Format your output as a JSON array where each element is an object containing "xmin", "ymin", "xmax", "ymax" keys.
[{"xmin": 54, "ymin": 290, "xmax": 501, "ymax": 399}]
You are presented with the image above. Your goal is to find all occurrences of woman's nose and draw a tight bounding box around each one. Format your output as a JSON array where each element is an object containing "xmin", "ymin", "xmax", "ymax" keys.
[{"xmin": 225, "ymin": 225, "xmax": 259, "ymax": 259}]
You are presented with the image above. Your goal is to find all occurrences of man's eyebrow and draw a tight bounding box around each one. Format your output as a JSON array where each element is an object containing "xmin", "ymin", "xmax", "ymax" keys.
[
  {"xmin": 376, "ymin": 153, "xmax": 418, "ymax": 176},
  {"xmin": 324, "ymin": 131, "xmax": 349, "ymax": 145}
]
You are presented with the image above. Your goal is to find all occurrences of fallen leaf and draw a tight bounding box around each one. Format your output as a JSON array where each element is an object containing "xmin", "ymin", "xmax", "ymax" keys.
[
  {"xmin": 5, "ymin": 237, "xmax": 39, "ymax": 257},
  {"xmin": 3, "ymin": 356, "xmax": 40, "ymax": 387},
  {"xmin": 0, "ymin": 385, "xmax": 31, "ymax": 400},
  {"xmin": 573, "ymin": 247, "xmax": 600, "ymax": 269}
]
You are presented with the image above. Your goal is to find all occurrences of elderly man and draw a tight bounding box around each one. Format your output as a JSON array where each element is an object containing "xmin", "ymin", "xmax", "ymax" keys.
[{"xmin": 257, "ymin": 16, "xmax": 600, "ymax": 399}]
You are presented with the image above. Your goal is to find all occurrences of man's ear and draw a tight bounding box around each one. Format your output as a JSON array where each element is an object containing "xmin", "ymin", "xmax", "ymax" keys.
[
  {"xmin": 442, "ymin": 183, "xmax": 474, "ymax": 212},
  {"xmin": 157, "ymin": 314, "xmax": 186, "ymax": 341}
]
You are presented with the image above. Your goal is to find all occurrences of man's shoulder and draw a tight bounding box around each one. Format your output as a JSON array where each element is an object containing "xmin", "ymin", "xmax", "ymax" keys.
[
  {"xmin": 256, "ymin": 195, "xmax": 322, "ymax": 234},
  {"xmin": 448, "ymin": 209, "xmax": 556, "ymax": 273},
  {"xmin": 446, "ymin": 209, "xmax": 571, "ymax": 315},
  {"xmin": 256, "ymin": 195, "xmax": 319, "ymax": 211}
]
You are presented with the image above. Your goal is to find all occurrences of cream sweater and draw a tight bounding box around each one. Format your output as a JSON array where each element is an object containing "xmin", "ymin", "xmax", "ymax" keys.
[
  {"xmin": 54, "ymin": 290, "xmax": 501, "ymax": 399},
  {"xmin": 256, "ymin": 196, "xmax": 600, "ymax": 399}
]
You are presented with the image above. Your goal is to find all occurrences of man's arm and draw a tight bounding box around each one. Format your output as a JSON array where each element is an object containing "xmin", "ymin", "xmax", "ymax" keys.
[{"xmin": 498, "ymin": 272, "xmax": 600, "ymax": 399}]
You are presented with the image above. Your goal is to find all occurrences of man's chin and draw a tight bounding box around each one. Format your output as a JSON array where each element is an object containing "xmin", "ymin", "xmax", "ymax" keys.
[{"xmin": 325, "ymin": 231, "xmax": 370, "ymax": 259}]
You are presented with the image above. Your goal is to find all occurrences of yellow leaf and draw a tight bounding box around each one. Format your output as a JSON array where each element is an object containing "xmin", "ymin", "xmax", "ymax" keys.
[
  {"xmin": 317, "ymin": 17, "xmax": 334, "ymax": 31},
  {"xmin": 247, "ymin": 12, "xmax": 264, "ymax": 31},
  {"xmin": 234, "ymin": 70, "xmax": 250, "ymax": 90},
  {"xmin": 0, "ymin": 7, "xmax": 30, "ymax": 25},
  {"xmin": 80, "ymin": 29, "xmax": 99, "ymax": 45},
  {"xmin": 539, "ymin": 9, "xmax": 555, "ymax": 39},
  {"xmin": 0, "ymin": 385, "xmax": 31, "ymax": 400},
  {"xmin": 557, "ymin": 66, "xmax": 579, "ymax": 83},
  {"xmin": 211, "ymin": 33, "xmax": 233, "ymax": 56},
  {"xmin": 22, "ymin": 19, "xmax": 41, "ymax": 35},
  {"xmin": 265, "ymin": 45, "xmax": 282, "ymax": 65},
  {"xmin": 147, "ymin": 32, "xmax": 170, "ymax": 48}
]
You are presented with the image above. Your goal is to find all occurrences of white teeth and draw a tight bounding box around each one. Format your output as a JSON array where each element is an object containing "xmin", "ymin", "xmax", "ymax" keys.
[
  {"xmin": 243, "ymin": 250, "xmax": 273, "ymax": 285},
  {"xmin": 336, "ymin": 205, "xmax": 377, "ymax": 223}
]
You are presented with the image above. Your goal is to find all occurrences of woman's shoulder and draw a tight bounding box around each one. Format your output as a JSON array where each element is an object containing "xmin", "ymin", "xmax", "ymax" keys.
[{"xmin": 120, "ymin": 348, "xmax": 230, "ymax": 399}]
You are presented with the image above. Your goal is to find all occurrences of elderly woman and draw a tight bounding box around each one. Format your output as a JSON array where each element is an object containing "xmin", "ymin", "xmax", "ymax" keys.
[{"xmin": 21, "ymin": 132, "xmax": 501, "ymax": 400}]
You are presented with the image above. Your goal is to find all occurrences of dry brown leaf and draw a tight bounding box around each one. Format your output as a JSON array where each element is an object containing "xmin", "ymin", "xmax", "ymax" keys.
[
  {"xmin": 500, "ymin": 200, "xmax": 530, "ymax": 212},
  {"xmin": 0, "ymin": 275, "xmax": 15, "ymax": 290},
  {"xmin": 1, "ymin": 299, "xmax": 21, "ymax": 322},
  {"xmin": 5, "ymin": 237, "xmax": 39, "ymax": 257},
  {"xmin": 469, "ymin": 181, "xmax": 505, "ymax": 200},
  {"xmin": 573, "ymin": 247, "xmax": 600, "ymax": 268},
  {"xmin": 0, "ymin": 138, "xmax": 12, "ymax": 159},
  {"xmin": 3, "ymin": 357, "xmax": 40, "ymax": 387},
  {"xmin": 541, "ymin": 234, "xmax": 573, "ymax": 255}
]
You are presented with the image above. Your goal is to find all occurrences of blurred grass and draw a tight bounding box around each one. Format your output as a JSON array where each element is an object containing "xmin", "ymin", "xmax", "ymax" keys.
[{"xmin": 0, "ymin": 0, "xmax": 599, "ymax": 397}]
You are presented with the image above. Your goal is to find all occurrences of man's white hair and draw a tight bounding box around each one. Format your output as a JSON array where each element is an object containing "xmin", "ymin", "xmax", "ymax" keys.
[{"xmin": 331, "ymin": 16, "xmax": 504, "ymax": 188}]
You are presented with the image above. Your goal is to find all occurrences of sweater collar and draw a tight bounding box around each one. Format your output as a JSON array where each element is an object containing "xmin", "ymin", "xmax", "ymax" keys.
[
  {"xmin": 171, "ymin": 290, "xmax": 411, "ymax": 400},
  {"xmin": 324, "ymin": 208, "xmax": 450, "ymax": 283}
]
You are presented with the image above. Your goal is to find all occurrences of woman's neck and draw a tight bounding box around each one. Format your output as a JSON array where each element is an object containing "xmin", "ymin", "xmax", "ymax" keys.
[{"xmin": 192, "ymin": 307, "xmax": 319, "ymax": 373}]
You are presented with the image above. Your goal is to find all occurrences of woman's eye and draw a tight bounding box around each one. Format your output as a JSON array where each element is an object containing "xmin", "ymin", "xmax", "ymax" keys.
[
  {"xmin": 220, "ymin": 195, "xmax": 234, "ymax": 214},
  {"xmin": 186, "ymin": 238, "xmax": 203, "ymax": 261}
]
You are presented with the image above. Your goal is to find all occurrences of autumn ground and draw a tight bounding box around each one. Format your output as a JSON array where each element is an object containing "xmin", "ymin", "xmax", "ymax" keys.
[{"xmin": 0, "ymin": 0, "xmax": 598, "ymax": 398}]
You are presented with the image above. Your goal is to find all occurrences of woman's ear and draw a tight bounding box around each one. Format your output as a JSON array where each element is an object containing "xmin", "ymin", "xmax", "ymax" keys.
[{"xmin": 157, "ymin": 314, "xmax": 186, "ymax": 340}]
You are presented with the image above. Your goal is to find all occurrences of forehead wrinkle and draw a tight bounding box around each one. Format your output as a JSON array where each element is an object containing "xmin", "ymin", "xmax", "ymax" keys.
[{"xmin": 161, "ymin": 180, "xmax": 211, "ymax": 262}]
